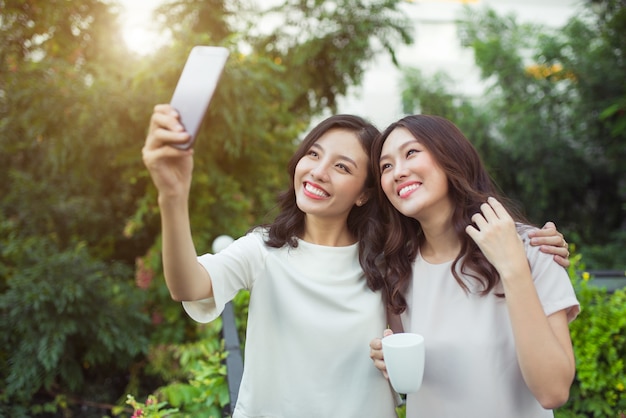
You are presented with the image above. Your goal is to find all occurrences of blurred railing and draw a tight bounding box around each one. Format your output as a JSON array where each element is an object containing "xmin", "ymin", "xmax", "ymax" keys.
[
  {"xmin": 222, "ymin": 301, "xmax": 243, "ymax": 416},
  {"xmin": 584, "ymin": 270, "xmax": 626, "ymax": 293}
]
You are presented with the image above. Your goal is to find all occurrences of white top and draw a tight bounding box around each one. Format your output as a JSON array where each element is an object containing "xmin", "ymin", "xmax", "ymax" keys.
[
  {"xmin": 183, "ymin": 229, "xmax": 398, "ymax": 418},
  {"xmin": 402, "ymin": 230, "xmax": 580, "ymax": 418}
]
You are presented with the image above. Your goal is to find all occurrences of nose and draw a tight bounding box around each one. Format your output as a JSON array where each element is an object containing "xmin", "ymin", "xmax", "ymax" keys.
[
  {"xmin": 310, "ymin": 161, "xmax": 330, "ymax": 182},
  {"xmin": 392, "ymin": 160, "xmax": 409, "ymax": 180}
]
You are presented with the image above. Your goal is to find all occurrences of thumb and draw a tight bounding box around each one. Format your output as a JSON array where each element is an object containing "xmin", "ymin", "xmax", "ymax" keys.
[{"xmin": 383, "ymin": 328, "xmax": 394, "ymax": 338}]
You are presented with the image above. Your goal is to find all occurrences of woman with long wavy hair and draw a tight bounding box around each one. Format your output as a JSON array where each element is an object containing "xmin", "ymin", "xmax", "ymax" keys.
[
  {"xmin": 143, "ymin": 108, "xmax": 399, "ymax": 417},
  {"xmin": 369, "ymin": 114, "xmax": 578, "ymax": 417}
]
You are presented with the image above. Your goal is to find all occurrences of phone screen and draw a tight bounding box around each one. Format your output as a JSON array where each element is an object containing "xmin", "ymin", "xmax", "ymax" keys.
[{"xmin": 170, "ymin": 46, "xmax": 229, "ymax": 150}]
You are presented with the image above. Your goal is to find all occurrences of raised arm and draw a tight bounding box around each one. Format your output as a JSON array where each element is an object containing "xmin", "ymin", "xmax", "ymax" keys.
[
  {"xmin": 466, "ymin": 197, "xmax": 576, "ymax": 409},
  {"xmin": 142, "ymin": 104, "xmax": 213, "ymax": 301}
]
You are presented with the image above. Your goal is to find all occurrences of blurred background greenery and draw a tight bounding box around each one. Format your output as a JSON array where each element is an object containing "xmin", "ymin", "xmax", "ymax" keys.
[{"xmin": 1, "ymin": 0, "xmax": 624, "ymax": 416}]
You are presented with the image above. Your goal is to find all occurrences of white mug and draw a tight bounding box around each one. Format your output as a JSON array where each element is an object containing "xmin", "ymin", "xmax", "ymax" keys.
[{"xmin": 382, "ymin": 332, "xmax": 425, "ymax": 394}]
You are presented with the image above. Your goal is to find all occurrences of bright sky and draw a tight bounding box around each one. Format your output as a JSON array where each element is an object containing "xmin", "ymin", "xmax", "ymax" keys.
[{"xmin": 118, "ymin": 0, "xmax": 165, "ymax": 54}]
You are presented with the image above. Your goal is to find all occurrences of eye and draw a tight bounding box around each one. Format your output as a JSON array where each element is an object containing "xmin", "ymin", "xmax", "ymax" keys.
[
  {"xmin": 336, "ymin": 163, "xmax": 351, "ymax": 173},
  {"xmin": 380, "ymin": 162, "xmax": 392, "ymax": 172},
  {"xmin": 406, "ymin": 148, "xmax": 420, "ymax": 157},
  {"xmin": 307, "ymin": 149, "xmax": 319, "ymax": 158}
]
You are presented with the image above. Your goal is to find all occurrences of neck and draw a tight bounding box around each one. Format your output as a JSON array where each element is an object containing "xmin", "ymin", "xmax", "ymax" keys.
[
  {"xmin": 301, "ymin": 215, "xmax": 355, "ymax": 247},
  {"xmin": 417, "ymin": 209, "xmax": 461, "ymax": 263}
]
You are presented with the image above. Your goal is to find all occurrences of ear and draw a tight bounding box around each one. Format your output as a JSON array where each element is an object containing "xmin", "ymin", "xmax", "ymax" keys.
[{"xmin": 356, "ymin": 190, "xmax": 371, "ymax": 207}]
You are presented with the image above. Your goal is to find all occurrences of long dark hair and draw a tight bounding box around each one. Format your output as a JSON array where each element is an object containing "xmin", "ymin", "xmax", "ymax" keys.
[
  {"xmin": 263, "ymin": 114, "xmax": 386, "ymax": 293},
  {"xmin": 370, "ymin": 114, "xmax": 528, "ymax": 315}
]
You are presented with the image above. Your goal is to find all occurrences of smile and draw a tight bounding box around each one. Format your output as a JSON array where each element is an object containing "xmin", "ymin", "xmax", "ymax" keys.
[
  {"xmin": 304, "ymin": 182, "xmax": 329, "ymax": 198},
  {"xmin": 398, "ymin": 183, "xmax": 421, "ymax": 198}
]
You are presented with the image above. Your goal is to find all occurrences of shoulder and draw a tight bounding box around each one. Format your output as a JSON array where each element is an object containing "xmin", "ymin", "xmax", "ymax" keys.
[
  {"xmin": 516, "ymin": 223, "xmax": 543, "ymax": 260},
  {"xmin": 248, "ymin": 226, "xmax": 270, "ymax": 243},
  {"xmin": 516, "ymin": 223, "xmax": 570, "ymax": 283},
  {"xmin": 210, "ymin": 228, "xmax": 269, "ymax": 259}
]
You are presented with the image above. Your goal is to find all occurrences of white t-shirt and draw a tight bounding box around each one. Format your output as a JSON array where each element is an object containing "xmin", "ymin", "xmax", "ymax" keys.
[
  {"xmin": 402, "ymin": 230, "xmax": 580, "ymax": 418},
  {"xmin": 183, "ymin": 229, "xmax": 398, "ymax": 418}
]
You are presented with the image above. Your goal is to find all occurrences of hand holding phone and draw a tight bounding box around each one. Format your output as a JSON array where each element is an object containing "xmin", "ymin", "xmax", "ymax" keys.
[{"xmin": 169, "ymin": 46, "xmax": 229, "ymax": 150}]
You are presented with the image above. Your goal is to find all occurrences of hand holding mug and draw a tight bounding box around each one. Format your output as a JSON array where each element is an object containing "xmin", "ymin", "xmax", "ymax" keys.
[{"xmin": 381, "ymin": 332, "xmax": 425, "ymax": 394}]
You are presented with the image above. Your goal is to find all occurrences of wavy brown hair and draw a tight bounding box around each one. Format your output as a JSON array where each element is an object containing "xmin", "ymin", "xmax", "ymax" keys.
[
  {"xmin": 370, "ymin": 114, "xmax": 529, "ymax": 315},
  {"xmin": 262, "ymin": 114, "xmax": 386, "ymax": 293}
]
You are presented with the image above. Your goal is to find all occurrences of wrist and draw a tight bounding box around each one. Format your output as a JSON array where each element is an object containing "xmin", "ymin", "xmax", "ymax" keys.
[
  {"xmin": 158, "ymin": 192, "xmax": 189, "ymax": 211},
  {"xmin": 498, "ymin": 261, "xmax": 532, "ymax": 286}
]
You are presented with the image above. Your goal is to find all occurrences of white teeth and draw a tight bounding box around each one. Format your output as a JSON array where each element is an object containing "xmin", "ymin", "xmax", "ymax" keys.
[
  {"xmin": 399, "ymin": 184, "xmax": 419, "ymax": 196},
  {"xmin": 305, "ymin": 183, "xmax": 329, "ymax": 197}
]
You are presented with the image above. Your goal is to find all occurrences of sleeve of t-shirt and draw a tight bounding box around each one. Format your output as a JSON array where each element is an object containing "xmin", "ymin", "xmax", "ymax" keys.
[
  {"xmin": 182, "ymin": 230, "xmax": 266, "ymax": 323},
  {"xmin": 523, "ymin": 230, "xmax": 580, "ymax": 323}
]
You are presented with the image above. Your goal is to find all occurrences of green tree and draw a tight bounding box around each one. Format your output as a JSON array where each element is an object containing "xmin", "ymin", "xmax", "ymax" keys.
[
  {"xmin": 1, "ymin": 0, "xmax": 414, "ymax": 414},
  {"xmin": 130, "ymin": 0, "xmax": 414, "ymax": 252},
  {"xmin": 458, "ymin": 2, "xmax": 625, "ymax": 250},
  {"xmin": 399, "ymin": 1, "xmax": 625, "ymax": 266}
]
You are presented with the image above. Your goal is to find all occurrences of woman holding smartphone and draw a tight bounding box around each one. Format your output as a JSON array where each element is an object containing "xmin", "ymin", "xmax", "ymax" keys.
[{"xmin": 142, "ymin": 106, "xmax": 570, "ymax": 417}]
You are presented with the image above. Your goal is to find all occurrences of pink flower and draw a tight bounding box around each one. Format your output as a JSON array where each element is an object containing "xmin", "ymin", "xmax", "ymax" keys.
[
  {"xmin": 151, "ymin": 311, "xmax": 164, "ymax": 325},
  {"xmin": 135, "ymin": 257, "xmax": 154, "ymax": 289}
]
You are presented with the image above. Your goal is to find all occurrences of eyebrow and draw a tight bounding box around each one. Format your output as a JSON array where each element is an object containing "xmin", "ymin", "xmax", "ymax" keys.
[
  {"xmin": 311, "ymin": 143, "xmax": 359, "ymax": 168},
  {"xmin": 379, "ymin": 139, "xmax": 419, "ymax": 162}
]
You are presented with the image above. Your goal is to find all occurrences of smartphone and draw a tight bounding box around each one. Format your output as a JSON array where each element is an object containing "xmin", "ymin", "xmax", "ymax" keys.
[{"xmin": 169, "ymin": 46, "xmax": 229, "ymax": 150}]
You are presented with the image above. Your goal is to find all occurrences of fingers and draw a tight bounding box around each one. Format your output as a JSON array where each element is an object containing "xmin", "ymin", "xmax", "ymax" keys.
[
  {"xmin": 471, "ymin": 197, "xmax": 513, "ymax": 226},
  {"xmin": 145, "ymin": 104, "xmax": 191, "ymax": 150},
  {"xmin": 526, "ymin": 222, "xmax": 571, "ymax": 268},
  {"xmin": 530, "ymin": 222, "xmax": 564, "ymax": 239},
  {"xmin": 552, "ymin": 254, "xmax": 571, "ymax": 269},
  {"xmin": 373, "ymin": 359, "xmax": 389, "ymax": 379},
  {"xmin": 529, "ymin": 222, "xmax": 568, "ymax": 259},
  {"xmin": 369, "ymin": 338, "xmax": 384, "ymax": 362},
  {"xmin": 369, "ymin": 329, "xmax": 393, "ymax": 352},
  {"xmin": 370, "ymin": 328, "xmax": 393, "ymax": 370},
  {"xmin": 369, "ymin": 337, "xmax": 389, "ymax": 378},
  {"xmin": 468, "ymin": 197, "xmax": 508, "ymax": 237},
  {"xmin": 531, "ymin": 233, "xmax": 566, "ymax": 247},
  {"xmin": 369, "ymin": 338, "xmax": 382, "ymax": 352},
  {"xmin": 538, "ymin": 243, "xmax": 570, "ymax": 264}
]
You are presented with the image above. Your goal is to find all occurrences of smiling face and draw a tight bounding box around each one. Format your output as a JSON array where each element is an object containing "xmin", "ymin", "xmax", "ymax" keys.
[
  {"xmin": 294, "ymin": 128, "xmax": 370, "ymax": 222},
  {"xmin": 379, "ymin": 127, "xmax": 452, "ymax": 222}
]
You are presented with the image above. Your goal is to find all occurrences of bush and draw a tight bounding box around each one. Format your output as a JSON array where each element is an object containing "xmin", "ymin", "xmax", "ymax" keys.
[
  {"xmin": 0, "ymin": 228, "xmax": 152, "ymax": 415},
  {"xmin": 120, "ymin": 321, "xmax": 230, "ymax": 418},
  {"xmin": 556, "ymin": 255, "xmax": 626, "ymax": 417}
]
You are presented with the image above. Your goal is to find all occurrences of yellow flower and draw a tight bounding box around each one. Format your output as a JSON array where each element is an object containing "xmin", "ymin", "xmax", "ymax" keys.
[{"xmin": 582, "ymin": 271, "xmax": 590, "ymax": 281}]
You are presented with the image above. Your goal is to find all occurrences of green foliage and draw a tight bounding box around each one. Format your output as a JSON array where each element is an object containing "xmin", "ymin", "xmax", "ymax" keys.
[
  {"xmin": 461, "ymin": 3, "xmax": 625, "ymax": 246},
  {"xmin": 401, "ymin": 3, "xmax": 625, "ymax": 252},
  {"xmin": 125, "ymin": 395, "xmax": 179, "ymax": 418},
  {"xmin": 136, "ymin": 244, "xmax": 199, "ymax": 347},
  {"xmin": 1, "ymin": 0, "xmax": 414, "ymax": 413},
  {"xmin": 556, "ymin": 256, "xmax": 626, "ymax": 417},
  {"xmin": 122, "ymin": 322, "xmax": 230, "ymax": 418},
  {"xmin": 571, "ymin": 229, "xmax": 626, "ymax": 270},
  {"xmin": 0, "ymin": 222, "xmax": 151, "ymax": 406},
  {"xmin": 399, "ymin": 67, "xmax": 500, "ymax": 174},
  {"xmin": 0, "ymin": 0, "xmax": 157, "ymax": 265},
  {"xmin": 250, "ymin": 0, "xmax": 413, "ymax": 113}
]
